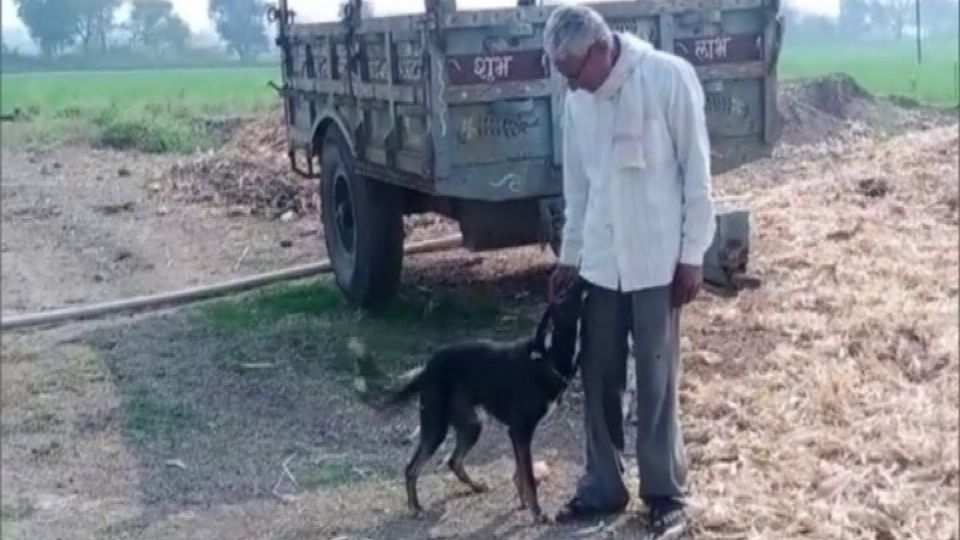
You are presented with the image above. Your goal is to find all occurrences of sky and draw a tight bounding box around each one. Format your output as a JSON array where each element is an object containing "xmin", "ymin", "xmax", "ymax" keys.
[{"xmin": 1, "ymin": 0, "xmax": 841, "ymax": 35}]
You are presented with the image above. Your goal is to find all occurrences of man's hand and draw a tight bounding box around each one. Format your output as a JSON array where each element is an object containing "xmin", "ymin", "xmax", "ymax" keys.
[
  {"xmin": 672, "ymin": 264, "xmax": 702, "ymax": 307},
  {"xmin": 549, "ymin": 264, "xmax": 578, "ymax": 301}
]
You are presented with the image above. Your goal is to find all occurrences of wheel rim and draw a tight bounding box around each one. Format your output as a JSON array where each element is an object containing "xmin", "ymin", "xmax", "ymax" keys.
[{"xmin": 333, "ymin": 168, "xmax": 357, "ymax": 259}]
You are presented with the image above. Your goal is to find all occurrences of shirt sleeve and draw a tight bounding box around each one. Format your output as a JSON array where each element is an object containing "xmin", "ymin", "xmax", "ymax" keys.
[
  {"xmin": 665, "ymin": 57, "xmax": 716, "ymax": 266},
  {"xmin": 558, "ymin": 95, "xmax": 589, "ymax": 267}
]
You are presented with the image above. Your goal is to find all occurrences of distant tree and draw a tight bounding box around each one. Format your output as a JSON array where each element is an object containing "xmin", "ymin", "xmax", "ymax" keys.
[
  {"xmin": 129, "ymin": 0, "xmax": 191, "ymax": 53},
  {"xmin": 75, "ymin": 0, "xmax": 121, "ymax": 52},
  {"xmin": 839, "ymin": 0, "xmax": 872, "ymax": 36},
  {"xmin": 877, "ymin": 0, "xmax": 913, "ymax": 39},
  {"xmin": 925, "ymin": 0, "xmax": 960, "ymax": 36},
  {"xmin": 782, "ymin": 4, "xmax": 838, "ymax": 42},
  {"xmin": 870, "ymin": 0, "xmax": 955, "ymax": 41},
  {"xmin": 868, "ymin": 0, "xmax": 893, "ymax": 35},
  {"xmin": 14, "ymin": 0, "xmax": 81, "ymax": 56},
  {"xmin": 208, "ymin": 0, "xmax": 268, "ymax": 61}
]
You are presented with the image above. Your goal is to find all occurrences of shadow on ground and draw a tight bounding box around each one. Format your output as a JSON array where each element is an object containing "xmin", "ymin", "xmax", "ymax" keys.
[{"xmin": 73, "ymin": 262, "xmax": 604, "ymax": 536}]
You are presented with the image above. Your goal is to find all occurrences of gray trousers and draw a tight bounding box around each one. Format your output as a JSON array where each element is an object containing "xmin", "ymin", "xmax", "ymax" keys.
[{"xmin": 575, "ymin": 283, "xmax": 687, "ymax": 508}]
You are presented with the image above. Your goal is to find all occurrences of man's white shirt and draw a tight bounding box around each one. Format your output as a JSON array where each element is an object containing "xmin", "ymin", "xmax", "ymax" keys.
[{"xmin": 558, "ymin": 33, "xmax": 716, "ymax": 292}]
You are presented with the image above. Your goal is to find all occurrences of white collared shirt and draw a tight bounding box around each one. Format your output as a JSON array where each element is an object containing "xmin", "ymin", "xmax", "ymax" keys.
[{"xmin": 558, "ymin": 33, "xmax": 716, "ymax": 292}]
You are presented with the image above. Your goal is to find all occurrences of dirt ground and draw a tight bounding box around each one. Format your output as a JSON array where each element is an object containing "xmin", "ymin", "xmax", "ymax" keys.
[
  {"xmin": 1, "ymin": 83, "xmax": 958, "ymax": 540},
  {"xmin": 0, "ymin": 142, "xmax": 319, "ymax": 316}
]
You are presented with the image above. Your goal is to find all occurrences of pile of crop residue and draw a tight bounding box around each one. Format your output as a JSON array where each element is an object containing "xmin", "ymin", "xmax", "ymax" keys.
[
  {"xmin": 157, "ymin": 74, "xmax": 953, "ymax": 235},
  {"xmin": 677, "ymin": 124, "xmax": 959, "ymax": 539},
  {"xmin": 777, "ymin": 73, "xmax": 956, "ymax": 146},
  {"xmin": 159, "ymin": 108, "xmax": 459, "ymax": 235},
  {"xmin": 404, "ymin": 123, "xmax": 959, "ymax": 539},
  {"xmin": 161, "ymin": 109, "xmax": 315, "ymax": 218}
]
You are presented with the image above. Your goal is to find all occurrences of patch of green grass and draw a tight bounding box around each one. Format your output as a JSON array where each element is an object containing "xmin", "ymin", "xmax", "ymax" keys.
[
  {"xmin": 124, "ymin": 387, "xmax": 199, "ymax": 443},
  {"xmin": 15, "ymin": 346, "xmax": 105, "ymax": 401},
  {"xmin": 49, "ymin": 346, "xmax": 106, "ymax": 388},
  {"xmin": 0, "ymin": 340, "xmax": 39, "ymax": 365},
  {"xmin": 291, "ymin": 454, "xmax": 366, "ymax": 490},
  {"xmin": 201, "ymin": 279, "xmax": 504, "ymax": 332},
  {"xmin": 331, "ymin": 288, "xmax": 532, "ymax": 386},
  {"xmin": 91, "ymin": 103, "xmax": 211, "ymax": 153},
  {"xmin": 781, "ymin": 38, "xmax": 960, "ymax": 105},
  {"xmin": 0, "ymin": 67, "xmax": 278, "ymax": 118},
  {"xmin": 198, "ymin": 279, "xmax": 531, "ymax": 387},
  {"xmin": 1, "ymin": 499, "xmax": 35, "ymax": 522},
  {"xmin": 19, "ymin": 401, "xmax": 61, "ymax": 433},
  {"xmin": 376, "ymin": 287, "xmax": 503, "ymax": 329},
  {"xmin": 0, "ymin": 66, "xmax": 279, "ymax": 151},
  {"xmin": 201, "ymin": 281, "xmax": 344, "ymax": 330}
]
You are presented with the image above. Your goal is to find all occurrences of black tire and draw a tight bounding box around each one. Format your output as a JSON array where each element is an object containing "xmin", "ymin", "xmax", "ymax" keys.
[{"xmin": 320, "ymin": 129, "xmax": 404, "ymax": 309}]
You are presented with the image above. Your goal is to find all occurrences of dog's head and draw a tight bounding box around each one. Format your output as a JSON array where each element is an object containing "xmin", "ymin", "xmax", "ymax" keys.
[{"xmin": 527, "ymin": 278, "xmax": 586, "ymax": 381}]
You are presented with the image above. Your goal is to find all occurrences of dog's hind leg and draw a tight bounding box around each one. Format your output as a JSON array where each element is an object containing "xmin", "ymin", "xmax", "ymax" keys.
[
  {"xmin": 405, "ymin": 394, "xmax": 449, "ymax": 515},
  {"xmin": 510, "ymin": 437, "xmax": 527, "ymax": 510},
  {"xmin": 447, "ymin": 402, "xmax": 487, "ymax": 493}
]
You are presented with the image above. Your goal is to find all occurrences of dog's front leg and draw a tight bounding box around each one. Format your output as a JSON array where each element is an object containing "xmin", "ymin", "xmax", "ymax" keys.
[
  {"xmin": 509, "ymin": 438, "xmax": 527, "ymax": 510},
  {"xmin": 513, "ymin": 470, "xmax": 525, "ymax": 508},
  {"xmin": 510, "ymin": 428, "xmax": 548, "ymax": 524}
]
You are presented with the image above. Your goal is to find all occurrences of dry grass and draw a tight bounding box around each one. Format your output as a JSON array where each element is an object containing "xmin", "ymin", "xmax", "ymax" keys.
[
  {"xmin": 2, "ymin": 119, "xmax": 956, "ymax": 539},
  {"xmin": 680, "ymin": 124, "xmax": 959, "ymax": 539},
  {"xmin": 157, "ymin": 108, "xmax": 461, "ymax": 238},
  {"xmin": 248, "ymin": 125, "xmax": 959, "ymax": 540},
  {"xmin": 160, "ymin": 109, "xmax": 311, "ymax": 218}
]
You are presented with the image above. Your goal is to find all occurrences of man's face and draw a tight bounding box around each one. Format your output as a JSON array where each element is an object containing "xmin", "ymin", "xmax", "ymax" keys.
[{"xmin": 552, "ymin": 39, "xmax": 612, "ymax": 93}]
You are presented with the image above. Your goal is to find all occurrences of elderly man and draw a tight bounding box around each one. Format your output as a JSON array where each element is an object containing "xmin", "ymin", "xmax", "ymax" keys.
[{"xmin": 543, "ymin": 4, "xmax": 716, "ymax": 538}]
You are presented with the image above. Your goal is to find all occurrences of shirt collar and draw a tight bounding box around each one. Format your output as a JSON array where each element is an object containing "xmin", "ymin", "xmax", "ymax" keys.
[{"xmin": 594, "ymin": 32, "xmax": 651, "ymax": 100}]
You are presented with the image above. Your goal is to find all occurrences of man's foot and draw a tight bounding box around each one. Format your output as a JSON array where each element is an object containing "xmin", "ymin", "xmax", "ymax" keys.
[
  {"xmin": 647, "ymin": 498, "xmax": 693, "ymax": 539},
  {"xmin": 554, "ymin": 496, "xmax": 626, "ymax": 524}
]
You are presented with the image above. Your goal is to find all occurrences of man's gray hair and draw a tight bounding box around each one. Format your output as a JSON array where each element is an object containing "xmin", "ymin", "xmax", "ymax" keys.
[{"xmin": 543, "ymin": 4, "xmax": 613, "ymax": 62}]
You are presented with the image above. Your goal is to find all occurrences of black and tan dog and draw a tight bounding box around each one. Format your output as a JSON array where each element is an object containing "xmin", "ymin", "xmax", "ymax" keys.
[{"xmin": 385, "ymin": 280, "xmax": 585, "ymax": 522}]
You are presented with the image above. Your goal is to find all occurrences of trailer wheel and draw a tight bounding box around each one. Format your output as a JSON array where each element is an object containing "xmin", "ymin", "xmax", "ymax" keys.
[{"xmin": 320, "ymin": 130, "xmax": 404, "ymax": 309}]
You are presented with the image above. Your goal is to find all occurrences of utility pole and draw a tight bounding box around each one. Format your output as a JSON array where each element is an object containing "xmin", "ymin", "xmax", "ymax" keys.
[{"xmin": 915, "ymin": 0, "xmax": 923, "ymax": 64}]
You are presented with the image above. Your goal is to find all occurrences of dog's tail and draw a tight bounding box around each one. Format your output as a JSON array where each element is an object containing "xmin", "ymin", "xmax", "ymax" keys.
[{"xmin": 376, "ymin": 366, "xmax": 427, "ymax": 412}]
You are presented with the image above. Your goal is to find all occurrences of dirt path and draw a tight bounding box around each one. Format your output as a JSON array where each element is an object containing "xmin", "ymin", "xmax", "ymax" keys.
[
  {"xmin": 2, "ymin": 122, "xmax": 957, "ymax": 540},
  {"xmin": 0, "ymin": 143, "xmax": 319, "ymax": 316}
]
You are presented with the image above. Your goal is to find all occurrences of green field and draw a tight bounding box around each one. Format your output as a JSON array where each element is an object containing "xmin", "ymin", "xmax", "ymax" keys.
[
  {"xmin": 1, "ymin": 67, "xmax": 280, "ymax": 152},
  {"xmin": 780, "ymin": 38, "xmax": 960, "ymax": 105},
  {"xmin": 0, "ymin": 39, "xmax": 956, "ymax": 152},
  {"xmin": 1, "ymin": 66, "xmax": 279, "ymax": 117}
]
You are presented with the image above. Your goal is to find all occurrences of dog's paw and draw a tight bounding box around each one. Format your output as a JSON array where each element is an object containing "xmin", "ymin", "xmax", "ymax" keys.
[
  {"xmin": 409, "ymin": 505, "xmax": 426, "ymax": 519},
  {"xmin": 470, "ymin": 482, "xmax": 490, "ymax": 494},
  {"xmin": 532, "ymin": 512, "xmax": 551, "ymax": 525}
]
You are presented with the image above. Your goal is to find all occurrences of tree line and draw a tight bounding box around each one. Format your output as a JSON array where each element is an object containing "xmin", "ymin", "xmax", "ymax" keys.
[
  {"xmin": 10, "ymin": 0, "xmax": 272, "ymax": 60},
  {"xmin": 7, "ymin": 0, "xmax": 957, "ymax": 61},
  {"xmin": 784, "ymin": 0, "xmax": 959, "ymax": 43}
]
